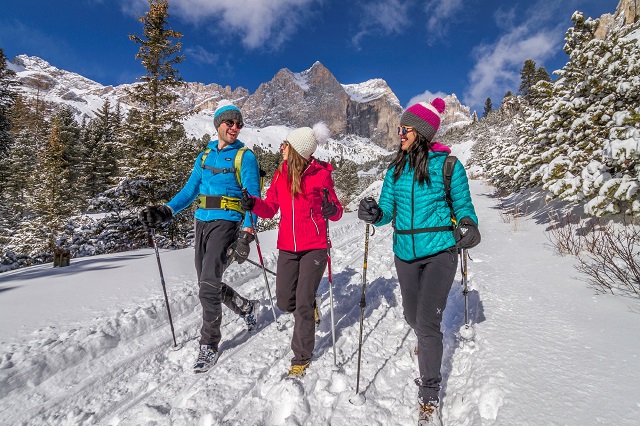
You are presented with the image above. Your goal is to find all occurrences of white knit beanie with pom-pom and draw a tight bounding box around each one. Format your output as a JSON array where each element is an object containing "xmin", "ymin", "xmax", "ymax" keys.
[{"xmin": 286, "ymin": 122, "xmax": 330, "ymax": 160}]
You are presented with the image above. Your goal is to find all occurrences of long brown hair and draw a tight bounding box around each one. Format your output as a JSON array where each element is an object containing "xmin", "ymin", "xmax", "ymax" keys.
[
  {"xmin": 279, "ymin": 145, "xmax": 310, "ymax": 196},
  {"xmin": 388, "ymin": 132, "xmax": 432, "ymax": 184}
]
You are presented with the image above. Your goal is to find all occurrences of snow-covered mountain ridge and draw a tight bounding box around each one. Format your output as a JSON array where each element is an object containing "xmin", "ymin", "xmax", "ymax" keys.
[{"xmin": 7, "ymin": 55, "xmax": 473, "ymax": 148}]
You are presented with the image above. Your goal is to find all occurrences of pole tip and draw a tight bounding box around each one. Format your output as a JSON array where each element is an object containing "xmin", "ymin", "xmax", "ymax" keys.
[
  {"xmin": 349, "ymin": 393, "xmax": 366, "ymax": 406},
  {"xmin": 459, "ymin": 324, "xmax": 475, "ymax": 340}
]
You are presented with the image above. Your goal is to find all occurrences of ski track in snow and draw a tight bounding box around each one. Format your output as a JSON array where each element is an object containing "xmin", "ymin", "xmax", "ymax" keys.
[{"xmin": 2, "ymin": 180, "xmax": 639, "ymax": 425}]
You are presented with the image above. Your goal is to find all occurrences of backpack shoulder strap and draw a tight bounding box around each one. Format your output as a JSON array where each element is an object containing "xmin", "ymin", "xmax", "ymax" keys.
[
  {"xmin": 443, "ymin": 155, "xmax": 458, "ymax": 223},
  {"xmin": 233, "ymin": 147, "xmax": 248, "ymax": 188},
  {"xmin": 200, "ymin": 147, "xmax": 212, "ymax": 168}
]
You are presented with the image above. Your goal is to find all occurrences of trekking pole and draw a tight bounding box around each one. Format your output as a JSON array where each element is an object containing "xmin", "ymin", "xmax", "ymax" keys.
[
  {"xmin": 322, "ymin": 188, "xmax": 337, "ymax": 368},
  {"xmin": 461, "ymin": 248, "xmax": 469, "ymax": 326},
  {"xmin": 350, "ymin": 223, "xmax": 375, "ymax": 406},
  {"xmin": 459, "ymin": 248, "xmax": 476, "ymax": 340},
  {"xmin": 245, "ymin": 257, "xmax": 277, "ymax": 277},
  {"xmin": 149, "ymin": 227, "xmax": 179, "ymax": 349},
  {"xmin": 242, "ymin": 189, "xmax": 279, "ymax": 328}
]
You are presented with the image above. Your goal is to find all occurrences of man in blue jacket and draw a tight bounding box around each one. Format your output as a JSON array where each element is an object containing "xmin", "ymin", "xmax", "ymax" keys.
[{"xmin": 140, "ymin": 104, "xmax": 261, "ymax": 373}]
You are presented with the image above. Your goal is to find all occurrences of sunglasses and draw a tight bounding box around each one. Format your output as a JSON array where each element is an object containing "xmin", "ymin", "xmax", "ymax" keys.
[
  {"xmin": 280, "ymin": 140, "xmax": 290, "ymax": 149},
  {"xmin": 397, "ymin": 126, "xmax": 414, "ymax": 136},
  {"xmin": 222, "ymin": 119, "xmax": 244, "ymax": 129}
]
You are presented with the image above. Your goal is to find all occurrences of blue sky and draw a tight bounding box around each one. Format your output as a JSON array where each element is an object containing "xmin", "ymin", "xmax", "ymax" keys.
[{"xmin": 1, "ymin": 0, "xmax": 618, "ymax": 113}]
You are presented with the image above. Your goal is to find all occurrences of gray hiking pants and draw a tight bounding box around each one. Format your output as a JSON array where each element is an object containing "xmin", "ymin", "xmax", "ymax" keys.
[
  {"xmin": 275, "ymin": 249, "xmax": 327, "ymax": 365},
  {"xmin": 195, "ymin": 219, "xmax": 251, "ymax": 350},
  {"xmin": 394, "ymin": 247, "xmax": 458, "ymax": 405}
]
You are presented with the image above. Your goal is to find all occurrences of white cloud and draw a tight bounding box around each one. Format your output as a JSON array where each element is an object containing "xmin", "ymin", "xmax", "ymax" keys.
[
  {"xmin": 406, "ymin": 90, "xmax": 448, "ymax": 109},
  {"xmin": 167, "ymin": 0, "xmax": 320, "ymax": 50},
  {"xmin": 462, "ymin": 1, "xmax": 569, "ymax": 111},
  {"xmin": 424, "ymin": 0, "xmax": 463, "ymax": 34},
  {"xmin": 185, "ymin": 46, "xmax": 220, "ymax": 66},
  {"xmin": 351, "ymin": 0, "xmax": 411, "ymax": 48}
]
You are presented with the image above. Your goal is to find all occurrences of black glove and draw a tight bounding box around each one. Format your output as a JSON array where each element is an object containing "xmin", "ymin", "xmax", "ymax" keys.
[
  {"xmin": 139, "ymin": 205, "xmax": 172, "ymax": 228},
  {"xmin": 241, "ymin": 193, "xmax": 256, "ymax": 211},
  {"xmin": 228, "ymin": 231, "xmax": 254, "ymax": 264},
  {"xmin": 454, "ymin": 217, "xmax": 481, "ymax": 249},
  {"xmin": 321, "ymin": 198, "xmax": 337, "ymax": 218},
  {"xmin": 358, "ymin": 197, "xmax": 382, "ymax": 224}
]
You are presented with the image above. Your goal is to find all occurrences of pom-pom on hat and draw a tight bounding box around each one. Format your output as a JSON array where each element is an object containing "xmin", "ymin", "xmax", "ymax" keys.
[
  {"xmin": 400, "ymin": 98, "xmax": 446, "ymax": 142},
  {"xmin": 286, "ymin": 122, "xmax": 330, "ymax": 160},
  {"xmin": 214, "ymin": 104, "xmax": 243, "ymax": 130}
]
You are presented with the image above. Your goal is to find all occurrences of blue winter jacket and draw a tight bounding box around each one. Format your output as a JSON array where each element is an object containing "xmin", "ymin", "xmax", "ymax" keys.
[
  {"xmin": 376, "ymin": 151, "xmax": 478, "ymax": 261},
  {"xmin": 166, "ymin": 140, "xmax": 260, "ymax": 229}
]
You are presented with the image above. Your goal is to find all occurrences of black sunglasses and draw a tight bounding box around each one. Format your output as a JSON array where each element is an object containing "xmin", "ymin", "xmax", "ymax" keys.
[{"xmin": 222, "ymin": 119, "xmax": 244, "ymax": 129}]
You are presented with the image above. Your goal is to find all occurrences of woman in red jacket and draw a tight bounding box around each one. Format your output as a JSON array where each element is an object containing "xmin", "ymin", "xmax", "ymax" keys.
[{"xmin": 242, "ymin": 122, "xmax": 343, "ymax": 377}]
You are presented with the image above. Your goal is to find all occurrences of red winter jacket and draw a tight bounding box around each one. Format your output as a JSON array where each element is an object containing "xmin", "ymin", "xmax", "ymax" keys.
[{"xmin": 252, "ymin": 158, "xmax": 343, "ymax": 252}]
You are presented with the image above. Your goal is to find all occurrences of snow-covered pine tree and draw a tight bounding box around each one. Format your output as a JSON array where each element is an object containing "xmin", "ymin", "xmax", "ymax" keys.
[
  {"xmin": 0, "ymin": 48, "xmax": 17, "ymax": 158},
  {"xmin": 84, "ymin": 100, "xmax": 122, "ymax": 201}
]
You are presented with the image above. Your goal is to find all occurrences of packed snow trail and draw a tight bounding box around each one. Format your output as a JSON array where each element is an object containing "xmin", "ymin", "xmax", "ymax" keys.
[{"xmin": 1, "ymin": 180, "xmax": 639, "ymax": 425}]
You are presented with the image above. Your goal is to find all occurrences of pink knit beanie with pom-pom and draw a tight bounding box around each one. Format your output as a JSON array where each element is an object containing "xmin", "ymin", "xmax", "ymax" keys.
[{"xmin": 400, "ymin": 98, "xmax": 446, "ymax": 142}]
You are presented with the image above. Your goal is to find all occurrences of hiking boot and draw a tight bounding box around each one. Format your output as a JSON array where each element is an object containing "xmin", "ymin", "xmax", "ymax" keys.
[
  {"xmin": 287, "ymin": 362, "xmax": 310, "ymax": 378},
  {"xmin": 242, "ymin": 299, "xmax": 258, "ymax": 332},
  {"xmin": 418, "ymin": 403, "xmax": 442, "ymax": 426},
  {"xmin": 193, "ymin": 344, "xmax": 219, "ymax": 373}
]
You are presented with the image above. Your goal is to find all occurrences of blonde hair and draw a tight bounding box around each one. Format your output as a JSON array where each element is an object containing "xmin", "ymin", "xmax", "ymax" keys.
[{"xmin": 279, "ymin": 145, "xmax": 309, "ymax": 196}]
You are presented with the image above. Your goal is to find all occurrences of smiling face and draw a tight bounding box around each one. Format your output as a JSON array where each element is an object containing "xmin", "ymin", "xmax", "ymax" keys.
[
  {"xmin": 217, "ymin": 119, "xmax": 242, "ymax": 148},
  {"xmin": 398, "ymin": 125, "xmax": 417, "ymax": 151}
]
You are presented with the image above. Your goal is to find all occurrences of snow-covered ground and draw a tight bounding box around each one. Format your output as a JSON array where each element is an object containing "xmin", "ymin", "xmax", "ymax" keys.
[{"xmin": 1, "ymin": 180, "xmax": 639, "ymax": 425}]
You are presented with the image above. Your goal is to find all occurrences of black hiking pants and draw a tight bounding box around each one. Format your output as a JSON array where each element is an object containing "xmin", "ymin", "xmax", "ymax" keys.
[
  {"xmin": 394, "ymin": 247, "xmax": 458, "ymax": 406},
  {"xmin": 195, "ymin": 219, "xmax": 251, "ymax": 350},
  {"xmin": 275, "ymin": 249, "xmax": 327, "ymax": 365}
]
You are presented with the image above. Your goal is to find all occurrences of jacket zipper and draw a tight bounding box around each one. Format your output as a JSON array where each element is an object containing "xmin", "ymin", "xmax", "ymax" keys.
[
  {"xmin": 411, "ymin": 178, "xmax": 417, "ymax": 258},
  {"xmin": 292, "ymin": 197, "xmax": 296, "ymax": 251},
  {"xmin": 310, "ymin": 208, "xmax": 319, "ymax": 234}
]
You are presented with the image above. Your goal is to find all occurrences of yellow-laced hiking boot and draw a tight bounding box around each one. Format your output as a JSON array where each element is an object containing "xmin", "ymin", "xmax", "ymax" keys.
[
  {"xmin": 288, "ymin": 362, "xmax": 310, "ymax": 378},
  {"xmin": 418, "ymin": 403, "xmax": 442, "ymax": 426}
]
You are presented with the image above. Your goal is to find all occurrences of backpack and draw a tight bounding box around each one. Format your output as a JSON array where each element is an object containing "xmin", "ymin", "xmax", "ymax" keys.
[{"xmin": 200, "ymin": 146, "xmax": 266, "ymax": 192}]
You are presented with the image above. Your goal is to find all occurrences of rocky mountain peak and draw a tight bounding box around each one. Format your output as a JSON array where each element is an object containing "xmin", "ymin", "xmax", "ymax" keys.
[{"xmin": 7, "ymin": 55, "xmax": 473, "ymax": 148}]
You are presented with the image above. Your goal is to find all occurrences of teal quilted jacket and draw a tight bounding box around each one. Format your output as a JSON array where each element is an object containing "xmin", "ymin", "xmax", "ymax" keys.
[{"xmin": 376, "ymin": 151, "xmax": 478, "ymax": 261}]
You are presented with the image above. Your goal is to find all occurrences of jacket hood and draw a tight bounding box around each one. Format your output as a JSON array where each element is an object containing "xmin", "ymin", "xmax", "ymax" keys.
[{"xmin": 430, "ymin": 141, "xmax": 451, "ymax": 153}]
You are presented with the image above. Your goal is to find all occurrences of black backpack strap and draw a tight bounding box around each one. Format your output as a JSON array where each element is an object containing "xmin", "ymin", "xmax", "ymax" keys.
[{"xmin": 443, "ymin": 155, "xmax": 458, "ymax": 224}]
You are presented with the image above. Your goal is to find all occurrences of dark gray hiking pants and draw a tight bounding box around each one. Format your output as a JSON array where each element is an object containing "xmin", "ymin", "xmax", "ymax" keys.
[
  {"xmin": 195, "ymin": 219, "xmax": 251, "ymax": 350},
  {"xmin": 276, "ymin": 249, "xmax": 327, "ymax": 365},
  {"xmin": 394, "ymin": 248, "xmax": 458, "ymax": 405}
]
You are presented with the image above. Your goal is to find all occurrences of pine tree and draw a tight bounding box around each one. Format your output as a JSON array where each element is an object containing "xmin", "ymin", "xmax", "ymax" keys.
[
  {"xmin": 534, "ymin": 66, "xmax": 551, "ymax": 84},
  {"xmin": 483, "ymin": 97, "xmax": 493, "ymax": 118},
  {"xmin": 332, "ymin": 157, "xmax": 359, "ymax": 203},
  {"xmin": 519, "ymin": 59, "xmax": 537, "ymax": 101},
  {"xmin": 84, "ymin": 100, "xmax": 121, "ymax": 200},
  {"xmin": 120, "ymin": 0, "xmax": 189, "ymax": 207},
  {"xmin": 31, "ymin": 115, "xmax": 74, "ymax": 252},
  {"xmin": 0, "ymin": 48, "xmax": 19, "ymax": 240},
  {"xmin": 0, "ymin": 48, "xmax": 18, "ymax": 157}
]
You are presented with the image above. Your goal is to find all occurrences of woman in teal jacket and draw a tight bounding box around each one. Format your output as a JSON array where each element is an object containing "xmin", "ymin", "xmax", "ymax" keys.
[{"xmin": 358, "ymin": 98, "xmax": 480, "ymax": 425}]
